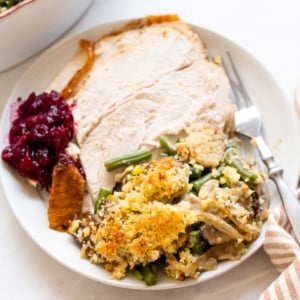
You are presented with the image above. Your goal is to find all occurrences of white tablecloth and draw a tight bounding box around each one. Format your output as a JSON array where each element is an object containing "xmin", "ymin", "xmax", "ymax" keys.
[{"xmin": 1, "ymin": 0, "xmax": 299, "ymax": 299}]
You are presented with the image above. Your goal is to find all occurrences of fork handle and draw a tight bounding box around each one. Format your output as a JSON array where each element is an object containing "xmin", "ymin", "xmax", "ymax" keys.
[{"xmin": 255, "ymin": 136, "xmax": 300, "ymax": 244}]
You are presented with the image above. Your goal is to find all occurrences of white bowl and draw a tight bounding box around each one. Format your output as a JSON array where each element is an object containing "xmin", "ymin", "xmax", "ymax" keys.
[{"xmin": 0, "ymin": 0, "xmax": 94, "ymax": 72}]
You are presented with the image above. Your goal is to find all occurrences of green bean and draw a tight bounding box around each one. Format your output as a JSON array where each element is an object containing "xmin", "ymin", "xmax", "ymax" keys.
[
  {"xmin": 104, "ymin": 149, "xmax": 152, "ymax": 171},
  {"xmin": 133, "ymin": 269, "xmax": 144, "ymax": 281},
  {"xmin": 191, "ymin": 166, "xmax": 224, "ymax": 193},
  {"xmin": 133, "ymin": 264, "xmax": 157, "ymax": 286},
  {"xmin": 94, "ymin": 188, "xmax": 112, "ymax": 213},
  {"xmin": 189, "ymin": 230, "xmax": 206, "ymax": 255},
  {"xmin": 158, "ymin": 135, "xmax": 177, "ymax": 156},
  {"xmin": 224, "ymin": 144, "xmax": 257, "ymax": 183},
  {"xmin": 192, "ymin": 172, "xmax": 213, "ymax": 193},
  {"xmin": 143, "ymin": 266, "xmax": 157, "ymax": 286}
]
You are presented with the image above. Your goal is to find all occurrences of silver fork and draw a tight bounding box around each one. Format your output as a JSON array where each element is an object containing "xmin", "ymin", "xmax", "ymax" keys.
[{"xmin": 223, "ymin": 51, "xmax": 300, "ymax": 243}]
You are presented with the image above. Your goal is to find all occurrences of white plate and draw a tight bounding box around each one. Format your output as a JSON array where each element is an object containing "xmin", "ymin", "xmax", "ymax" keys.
[{"xmin": 0, "ymin": 20, "xmax": 299, "ymax": 290}]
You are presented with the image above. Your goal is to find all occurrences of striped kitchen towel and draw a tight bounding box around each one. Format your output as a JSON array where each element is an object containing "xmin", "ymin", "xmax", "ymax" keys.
[{"xmin": 259, "ymin": 204, "xmax": 300, "ymax": 300}]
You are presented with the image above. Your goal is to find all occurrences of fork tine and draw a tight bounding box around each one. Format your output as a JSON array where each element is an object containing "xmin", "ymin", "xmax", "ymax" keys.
[
  {"xmin": 222, "ymin": 56, "xmax": 242, "ymax": 109},
  {"xmin": 224, "ymin": 51, "xmax": 252, "ymax": 108}
]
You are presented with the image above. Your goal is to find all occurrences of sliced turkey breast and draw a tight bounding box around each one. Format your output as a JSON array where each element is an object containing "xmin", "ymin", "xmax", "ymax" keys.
[
  {"xmin": 80, "ymin": 56, "xmax": 233, "ymax": 199},
  {"xmin": 51, "ymin": 20, "xmax": 206, "ymax": 146},
  {"xmin": 49, "ymin": 16, "xmax": 234, "ymax": 201}
]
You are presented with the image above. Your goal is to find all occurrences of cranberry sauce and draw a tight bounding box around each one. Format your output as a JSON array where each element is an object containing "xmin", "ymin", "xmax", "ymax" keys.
[{"xmin": 2, "ymin": 91, "xmax": 75, "ymax": 190}]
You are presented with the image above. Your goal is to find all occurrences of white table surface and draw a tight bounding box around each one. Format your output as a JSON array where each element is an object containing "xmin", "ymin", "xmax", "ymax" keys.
[{"xmin": 1, "ymin": 0, "xmax": 300, "ymax": 299}]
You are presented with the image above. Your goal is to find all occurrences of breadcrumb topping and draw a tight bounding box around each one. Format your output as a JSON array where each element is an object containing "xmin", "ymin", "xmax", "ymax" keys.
[
  {"xmin": 176, "ymin": 123, "xmax": 226, "ymax": 167},
  {"xmin": 68, "ymin": 123, "xmax": 269, "ymax": 283}
]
